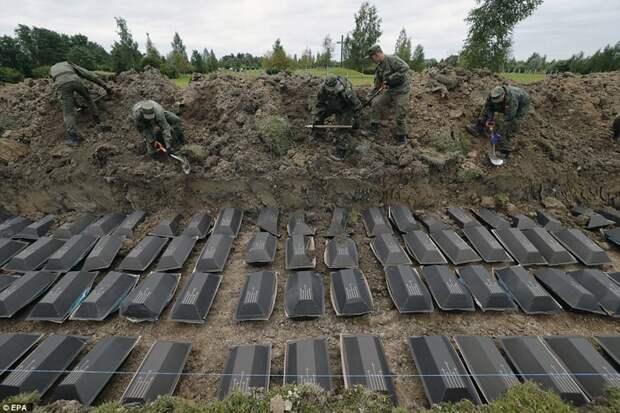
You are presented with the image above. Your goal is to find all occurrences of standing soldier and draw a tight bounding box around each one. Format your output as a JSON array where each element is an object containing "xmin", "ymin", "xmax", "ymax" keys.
[
  {"xmin": 466, "ymin": 85, "xmax": 530, "ymax": 153},
  {"xmin": 312, "ymin": 75, "xmax": 362, "ymax": 161},
  {"xmin": 131, "ymin": 100, "xmax": 185, "ymax": 157},
  {"xmin": 366, "ymin": 44, "xmax": 411, "ymax": 145},
  {"xmin": 50, "ymin": 61, "xmax": 110, "ymax": 146}
]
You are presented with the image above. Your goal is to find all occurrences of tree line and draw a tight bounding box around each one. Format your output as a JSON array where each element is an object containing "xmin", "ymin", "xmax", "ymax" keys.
[{"xmin": 1, "ymin": 1, "xmax": 618, "ymax": 83}]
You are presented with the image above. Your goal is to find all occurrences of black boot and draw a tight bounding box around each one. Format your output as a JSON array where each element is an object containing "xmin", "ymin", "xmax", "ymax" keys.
[
  {"xmin": 66, "ymin": 131, "xmax": 80, "ymax": 146},
  {"xmin": 329, "ymin": 147, "xmax": 346, "ymax": 162},
  {"xmin": 369, "ymin": 123, "xmax": 379, "ymax": 137},
  {"xmin": 395, "ymin": 134, "xmax": 408, "ymax": 145}
]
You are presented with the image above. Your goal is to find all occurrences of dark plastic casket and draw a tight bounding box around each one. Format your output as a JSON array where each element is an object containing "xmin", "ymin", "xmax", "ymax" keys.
[
  {"xmin": 284, "ymin": 337, "xmax": 331, "ymax": 391},
  {"xmin": 182, "ymin": 212, "xmax": 212, "ymax": 239},
  {"xmin": 430, "ymin": 229, "xmax": 481, "ymax": 265},
  {"xmin": 244, "ymin": 232, "xmax": 277, "ymax": 264},
  {"xmin": 287, "ymin": 212, "xmax": 315, "ymax": 236},
  {"xmin": 149, "ymin": 214, "xmax": 181, "ymax": 238},
  {"xmin": 84, "ymin": 213, "xmax": 125, "ymax": 236},
  {"xmin": 0, "ymin": 271, "xmax": 59, "ymax": 318},
  {"xmin": 422, "ymin": 265, "xmax": 475, "ymax": 311},
  {"xmin": 0, "ymin": 334, "xmax": 87, "ymax": 398},
  {"xmin": 499, "ymin": 336, "xmax": 588, "ymax": 406},
  {"xmin": 388, "ymin": 204, "xmax": 419, "ymax": 233},
  {"xmin": 3, "ymin": 236, "xmax": 65, "ymax": 272},
  {"xmin": 522, "ymin": 227, "xmax": 577, "ymax": 266},
  {"xmin": 155, "ymin": 236, "xmax": 197, "ymax": 271},
  {"xmin": 121, "ymin": 340, "xmax": 191, "ymax": 404},
  {"xmin": 218, "ymin": 344, "xmax": 271, "ymax": 399},
  {"xmin": 408, "ymin": 335, "xmax": 482, "ymax": 406},
  {"xmin": 341, "ymin": 335, "xmax": 396, "ymax": 404},
  {"xmin": 361, "ymin": 207, "xmax": 393, "ymax": 237},
  {"xmin": 44, "ymin": 234, "xmax": 99, "ymax": 272},
  {"xmin": 285, "ymin": 235, "xmax": 316, "ymax": 270},
  {"xmin": 118, "ymin": 236, "xmax": 169, "ymax": 272},
  {"xmin": 82, "ymin": 235, "xmax": 122, "ymax": 271},
  {"xmin": 370, "ymin": 233, "xmax": 412, "ymax": 267},
  {"xmin": 447, "ymin": 207, "xmax": 480, "ymax": 228},
  {"xmin": 473, "ymin": 208, "xmax": 510, "ymax": 229},
  {"xmin": 534, "ymin": 268, "xmax": 604, "ymax": 314},
  {"xmin": 212, "ymin": 208, "xmax": 243, "ymax": 237},
  {"xmin": 53, "ymin": 336, "xmax": 138, "ymax": 405},
  {"xmin": 324, "ymin": 237, "xmax": 359, "ymax": 269},
  {"xmin": 169, "ymin": 272, "xmax": 221, "ymax": 323},
  {"xmin": 402, "ymin": 230, "xmax": 447, "ymax": 265},
  {"xmin": 0, "ymin": 238, "xmax": 28, "ymax": 267},
  {"xmin": 326, "ymin": 207, "xmax": 348, "ymax": 237},
  {"xmin": 493, "ymin": 228, "xmax": 546, "ymax": 266},
  {"xmin": 114, "ymin": 210, "xmax": 146, "ymax": 238},
  {"xmin": 120, "ymin": 272, "xmax": 179, "ymax": 322},
  {"xmin": 71, "ymin": 271, "xmax": 138, "ymax": 321},
  {"xmin": 384, "ymin": 265, "xmax": 433, "ymax": 313},
  {"xmin": 257, "ymin": 207, "xmax": 279, "ymax": 236},
  {"xmin": 0, "ymin": 217, "xmax": 32, "ymax": 238},
  {"xmin": 284, "ymin": 271, "xmax": 324, "ymax": 318},
  {"xmin": 234, "ymin": 271, "xmax": 277, "ymax": 321},
  {"xmin": 330, "ymin": 269, "xmax": 373, "ymax": 316},
  {"xmin": 568, "ymin": 269, "xmax": 620, "ymax": 316},
  {"xmin": 53, "ymin": 214, "xmax": 98, "ymax": 240},
  {"xmin": 0, "ymin": 333, "xmax": 42, "ymax": 374},
  {"xmin": 454, "ymin": 335, "xmax": 519, "ymax": 403},
  {"xmin": 462, "ymin": 225, "xmax": 512, "ymax": 263},
  {"xmin": 457, "ymin": 265, "xmax": 516, "ymax": 311},
  {"xmin": 551, "ymin": 228, "xmax": 611, "ymax": 266},
  {"xmin": 28, "ymin": 271, "xmax": 98, "ymax": 322},
  {"xmin": 15, "ymin": 215, "xmax": 55, "ymax": 240},
  {"xmin": 417, "ymin": 212, "xmax": 449, "ymax": 233},
  {"xmin": 495, "ymin": 266, "xmax": 561, "ymax": 314},
  {"xmin": 194, "ymin": 233, "xmax": 235, "ymax": 273}
]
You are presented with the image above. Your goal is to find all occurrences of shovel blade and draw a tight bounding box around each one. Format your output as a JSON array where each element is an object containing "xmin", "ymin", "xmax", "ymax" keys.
[{"xmin": 489, "ymin": 145, "xmax": 505, "ymax": 166}]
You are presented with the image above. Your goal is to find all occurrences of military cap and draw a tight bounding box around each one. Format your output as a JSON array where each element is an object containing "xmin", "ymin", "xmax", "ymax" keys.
[
  {"xmin": 324, "ymin": 75, "xmax": 344, "ymax": 93},
  {"xmin": 490, "ymin": 86, "xmax": 506, "ymax": 103},
  {"xmin": 141, "ymin": 101, "xmax": 156, "ymax": 119},
  {"xmin": 367, "ymin": 44, "xmax": 382, "ymax": 58}
]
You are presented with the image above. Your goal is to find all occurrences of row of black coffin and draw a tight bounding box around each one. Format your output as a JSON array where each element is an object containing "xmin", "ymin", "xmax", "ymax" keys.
[
  {"xmin": 0, "ymin": 205, "xmax": 616, "ymax": 276},
  {"xmin": 2, "ymin": 264, "xmax": 620, "ymax": 323},
  {"xmin": 2, "ymin": 333, "xmax": 620, "ymax": 407},
  {"xmin": 0, "ymin": 219, "xmax": 613, "ymax": 279}
]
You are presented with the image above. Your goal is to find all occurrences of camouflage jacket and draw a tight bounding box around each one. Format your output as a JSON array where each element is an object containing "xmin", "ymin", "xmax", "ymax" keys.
[
  {"xmin": 132, "ymin": 100, "xmax": 173, "ymax": 142},
  {"xmin": 371, "ymin": 55, "xmax": 411, "ymax": 95},
  {"xmin": 314, "ymin": 76, "xmax": 362, "ymax": 121},
  {"xmin": 50, "ymin": 61, "xmax": 106, "ymax": 89},
  {"xmin": 482, "ymin": 85, "xmax": 530, "ymax": 122}
]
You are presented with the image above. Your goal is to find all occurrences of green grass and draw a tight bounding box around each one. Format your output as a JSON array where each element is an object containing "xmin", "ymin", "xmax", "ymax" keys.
[
  {"xmin": 172, "ymin": 74, "xmax": 191, "ymax": 87},
  {"xmin": 500, "ymin": 72, "xmax": 546, "ymax": 84}
]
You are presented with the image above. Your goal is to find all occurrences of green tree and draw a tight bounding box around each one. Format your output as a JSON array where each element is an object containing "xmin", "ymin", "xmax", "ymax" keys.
[
  {"xmin": 66, "ymin": 45, "xmax": 95, "ymax": 69},
  {"xmin": 262, "ymin": 38, "xmax": 291, "ymax": 73},
  {"xmin": 110, "ymin": 17, "xmax": 142, "ymax": 73},
  {"xmin": 394, "ymin": 28, "xmax": 412, "ymax": 64},
  {"xmin": 343, "ymin": 2, "xmax": 382, "ymax": 71},
  {"xmin": 410, "ymin": 44, "xmax": 425, "ymax": 72},
  {"xmin": 298, "ymin": 48, "xmax": 314, "ymax": 69},
  {"xmin": 203, "ymin": 49, "xmax": 219, "ymax": 72},
  {"xmin": 460, "ymin": 0, "xmax": 543, "ymax": 72},
  {"xmin": 190, "ymin": 50, "xmax": 205, "ymax": 73},
  {"xmin": 140, "ymin": 33, "xmax": 162, "ymax": 69},
  {"xmin": 0, "ymin": 35, "xmax": 28, "ymax": 75},
  {"xmin": 317, "ymin": 35, "xmax": 334, "ymax": 67},
  {"xmin": 168, "ymin": 32, "xmax": 190, "ymax": 73}
]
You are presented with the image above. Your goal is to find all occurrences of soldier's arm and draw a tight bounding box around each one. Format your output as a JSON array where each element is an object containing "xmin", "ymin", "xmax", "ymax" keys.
[
  {"xmin": 386, "ymin": 57, "xmax": 410, "ymax": 86},
  {"xmin": 71, "ymin": 63, "xmax": 107, "ymax": 89},
  {"xmin": 344, "ymin": 89, "xmax": 363, "ymax": 114},
  {"xmin": 156, "ymin": 111, "xmax": 173, "ymax": 146},
  {"xmin": 481, "ymin": 98, "xmax": 495, "ymax": 122},
  {"xmin": 503, "ymin": 95, "xmax": 518, "ymax": 121}
]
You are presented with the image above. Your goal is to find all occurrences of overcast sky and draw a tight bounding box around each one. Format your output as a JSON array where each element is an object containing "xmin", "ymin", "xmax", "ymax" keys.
[{"xmin": 1, "ymin": 0, "xmax": 618, "ymax": 60}]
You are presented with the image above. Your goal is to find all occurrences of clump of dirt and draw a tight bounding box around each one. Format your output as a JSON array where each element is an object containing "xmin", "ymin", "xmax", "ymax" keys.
[{"xmin": 0, "ymin": 67, "xmax": 619, "ymax": 215}]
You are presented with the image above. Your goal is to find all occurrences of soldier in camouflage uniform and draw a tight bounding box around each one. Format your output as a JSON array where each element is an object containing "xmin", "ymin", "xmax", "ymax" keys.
[
  {"xmin": 466, "ymin": 85, "xmax": 530, "ymax": 153},
  {"xmin": 131, "ymin": 100, "xmax": 184, "ymax": 157},
  {"xmin": 366, "ymin": 44, "xmax": 411, "ymax": 145},
  {"xmin": 312, "ymin": 75, "xmax": 362, "ymax": 161},
  {"xmin": 50, "ymin": 61, "xmax": 110, "ymax": 146}
]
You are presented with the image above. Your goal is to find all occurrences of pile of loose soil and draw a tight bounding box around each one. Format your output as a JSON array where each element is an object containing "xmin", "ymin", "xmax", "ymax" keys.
[{"xmin": 0, "ymin": 67, "xmax": 619, "ymax": 215}]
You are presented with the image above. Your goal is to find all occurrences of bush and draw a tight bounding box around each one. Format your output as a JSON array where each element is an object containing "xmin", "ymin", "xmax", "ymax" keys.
[
  {"xmin": 160, "ymin": 61, "xmax": 178, "ymax": 79},
  {"xmin": 431, "ymin": 130, "xmax": 472, "ymax": 155},
  {"xmin": 0, "ymin": 66, "xmax": 24, "ymax": 83},
  {"xmin": 141, "ymin": 54, "xmax": 162, "ymax": 71},
  {"xmin": 256, "ymin": 115, "xmax": 293, "ymax": 156},
  {"xmin": 31, "ymin": 65, "xmax": 51, "ymax": 79}
]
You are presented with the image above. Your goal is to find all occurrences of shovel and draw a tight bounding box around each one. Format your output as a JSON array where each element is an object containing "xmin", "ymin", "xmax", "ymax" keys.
[
  {"xmin": 305, "ymin": 124, "xmax": 353, "ymax": 129},
  {"xmin": 486, "ymin": 122, "xmax": 505, "ymax": 166},
  {"xmin": 154, "ymin": 141, "xmax": 191, "ymax": 175}
]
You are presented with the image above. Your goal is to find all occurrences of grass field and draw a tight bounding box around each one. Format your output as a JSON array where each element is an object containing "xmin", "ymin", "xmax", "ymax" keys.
[
  {"xmin": 500, "ymin": 72, "xmax": 546, "ymax": 83},
  {"xmin": 171, "ymin": 68, "xmax": 546, "ymax": 88}
]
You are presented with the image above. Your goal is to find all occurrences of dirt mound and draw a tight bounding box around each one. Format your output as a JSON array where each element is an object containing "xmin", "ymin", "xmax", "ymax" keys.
[{"xmin": 0, "ymin": 67, "xmax": 619, "ymax": 215}]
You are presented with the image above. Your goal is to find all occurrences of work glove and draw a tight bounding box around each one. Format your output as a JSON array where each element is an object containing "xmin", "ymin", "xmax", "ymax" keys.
[{"xmin": 387, "ymin": 74, "xmax": 403, "ymax": 87}]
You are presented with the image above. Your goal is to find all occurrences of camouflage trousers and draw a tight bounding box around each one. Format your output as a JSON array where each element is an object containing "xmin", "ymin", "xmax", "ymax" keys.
[
  {"xmin": 370, "ymin": 91, "xmax": 410, "ymax": 136},
  {"xmin": 58, "ymin": 80, "xmax": 99, "ymax": 135}
]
